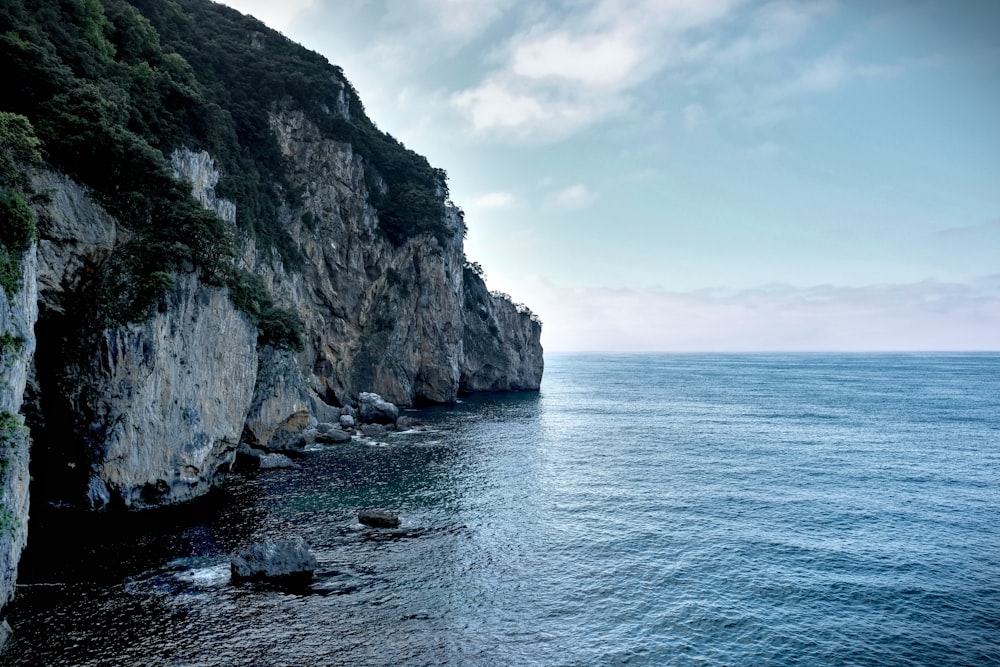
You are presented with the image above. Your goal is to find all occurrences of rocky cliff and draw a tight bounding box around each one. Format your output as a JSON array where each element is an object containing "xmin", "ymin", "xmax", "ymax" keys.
[
  {"xmin": 0, "ymin": 0, "xmax": 542, "ymax": 625},
  {"xmin": 0, "ymin": 242, "xmax": 36, "ymax": 611},
  {"xmin": 22, "ymin": 137, "xmax": 541, "ymax": 513}
]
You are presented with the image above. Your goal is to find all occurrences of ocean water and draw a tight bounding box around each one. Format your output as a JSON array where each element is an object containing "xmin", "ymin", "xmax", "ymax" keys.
[{"xmin": 5, "ymin": 353, "xmax": 1000, "ymax": 666}]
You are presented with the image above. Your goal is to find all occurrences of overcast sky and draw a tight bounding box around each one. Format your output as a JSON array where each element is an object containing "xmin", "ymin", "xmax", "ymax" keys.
[{"xmin": 216, "ymin": 0, "xmax": 1000, "ymax": 351}]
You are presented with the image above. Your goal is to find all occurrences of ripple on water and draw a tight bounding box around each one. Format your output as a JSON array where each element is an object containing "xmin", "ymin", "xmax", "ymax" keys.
[{"xmin": 5, "ymin": 354, "xmax": 1000, "ymax": 666}]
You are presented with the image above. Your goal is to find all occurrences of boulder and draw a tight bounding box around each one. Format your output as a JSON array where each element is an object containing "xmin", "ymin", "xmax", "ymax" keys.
[
  {"xmin": 231, "ymin": 536, "xmax": 317, "ymax": 581},
  {"xmin": 358, "ymin": 510, "xmax": 401, "ymax": 528},
  {"xmin": 312, "ymin": 423, "xmax": 352, "ymax": 443},
  {"xmin": 339, "ymin": 414, "xmax": 355, "ymax": 428},
  {"xmin": 236, "ymin": 443, "xmax": 298, "ymax": 471},
  {"xmin": 265, "ymin": 430, "xmax": 308, "ymax": 452},
  {"xmin": 358, "ymin": 392, "xmax": 399, "ymax": 425}
]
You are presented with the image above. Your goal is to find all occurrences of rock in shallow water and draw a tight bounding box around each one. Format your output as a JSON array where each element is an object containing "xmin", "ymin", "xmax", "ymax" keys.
[
  {"xmin": 358, "ymin": 510, "xmax": 401, "ymax": 528},
  {"xmin": 258, "ymin": 453, "xmax": 296, "ymax": 469},
  {"xmin": 358, "ymin": 392, "xmax": 399, "ymax": 425},
  {"xmin": 310, "ymin": 424, "xmax": 352, "ymax": 444},
  {"xmin": 230, "ymin": 537, "xmax": 318, "ymax": 581}
]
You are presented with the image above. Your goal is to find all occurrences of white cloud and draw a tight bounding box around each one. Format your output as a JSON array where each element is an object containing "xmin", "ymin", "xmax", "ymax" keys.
[
  {"xmin": 452, "ymin": 80, "xmax": 563, "ymax": 130},
  {"xmin": 510, "ymin": 29, "xmax": 646, "ymax": 88},
  {"xmin": 450, "ymin": 0, "xmax": 746, "ymax": 140},
  {"xmin": 517, "ymin": 277, "xmax": 1000, "ymax": 351},
  {"xmin": 467, "ymin": 191, "xmax": 520, "ymax": 210},
  {"xmin": 216, "ymin": 0, "xmax": 317, "ymax": 31},
  {"xmin": 551, "ymin": 184, "xmax": 596, "ymax": 208}
]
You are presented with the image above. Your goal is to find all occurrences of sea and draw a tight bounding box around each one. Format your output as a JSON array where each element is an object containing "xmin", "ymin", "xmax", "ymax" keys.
[{"xmin": 4, "ymin": 353, "xmax": 1000, "ymax": 666}]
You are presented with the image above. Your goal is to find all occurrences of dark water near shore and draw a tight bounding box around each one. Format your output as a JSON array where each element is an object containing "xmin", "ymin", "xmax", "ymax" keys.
[{"xmin": 5, "ymin": 353, "xmax": 1000, "ymax": 666}]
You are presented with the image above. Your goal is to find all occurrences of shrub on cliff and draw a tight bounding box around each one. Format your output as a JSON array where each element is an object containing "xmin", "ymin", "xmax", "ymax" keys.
[{"xmin": 0, "ymin": 112, "xmax": 42, "ymax": 298}]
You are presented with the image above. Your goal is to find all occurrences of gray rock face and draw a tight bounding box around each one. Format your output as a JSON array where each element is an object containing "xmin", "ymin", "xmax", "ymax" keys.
[
  {"xmin": 460, "ymin": 270, "xmax": 544, "ymax": 393},
  {"xmin": 18, "ymin": 123, "xmax": 542, "ymax": 513},
  {"xmin": 173, "ymin": 117, "xmax": 542, "ymax": 416},
  {"xmin": 0, "ymin": 243, "xmax": 37, "ymax": 610},
  {"xmin": 230, "ymin": 536, "xmax": 317, "ymax": 581},
  {"xmin": 71, "ymin": 273, "xmax": 258, "ymax": 508},
  {"xmin": 259, "ymin": 111, "xmax": 467, "ymax": 407},
  {"xmin": 31, "ymin": 172, "xmax": 118, "ymax": 317},
  {"xmin": 170, "ymin": 150, "xmax": 237, "ymax": 225},
  {"xmin": 241, "ymin": 346, "xmax": 313, "ymax": 452}
]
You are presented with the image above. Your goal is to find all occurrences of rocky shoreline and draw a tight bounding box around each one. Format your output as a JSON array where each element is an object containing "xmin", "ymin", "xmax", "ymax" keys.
[{"xmin": 233, "ymin": 391, "xmax": 428, "ymax": 471}]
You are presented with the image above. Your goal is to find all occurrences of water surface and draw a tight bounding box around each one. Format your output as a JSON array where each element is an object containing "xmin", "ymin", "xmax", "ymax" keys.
[{"xmin": 6, "ymin": 353, "xmax": 1000, "ymax": 665}]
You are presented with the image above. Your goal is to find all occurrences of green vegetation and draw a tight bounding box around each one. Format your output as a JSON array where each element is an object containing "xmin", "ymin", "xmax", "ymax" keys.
[
  {"xmin": 1, "ymin": 0, "xmax": 454, "ymax": 344},
  {"xmin": 0, "ymin": 0, "xmax": 241, "ymax": 323},
  {"xmin": 0, "ymin": 333, "xmax": 23, "ymax": 356},
  {"xmin": 126, "ymin": 0, "xmax": 456, "ymax": 248},
  {"xmin": 0, "ymin": 112, "xmax": 42, "ymax": 298},
  {"xmin": 0, "ymin": 191, "xmax": 36, "ymax": 298},
  {"xmin": 225, "ymin": 269, "xmax": 303, "ymax": 350},
  {"xmin": 0, "ymin": 506, "xmax": 19, "ymax": 536},
  {"xmin": 0, "ymin": 411, "xmax": 27, "ymax": 534}
]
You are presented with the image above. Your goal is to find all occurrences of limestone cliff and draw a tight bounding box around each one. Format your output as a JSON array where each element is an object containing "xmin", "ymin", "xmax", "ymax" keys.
[
  {"xmin": 70, "ymin": 273, "xmax": 258, "ymax": 509},
  {"xmin": 0, "ymin": 0, "xmax": 543, "ymax": 626},
  {"xmin": 461, "ymin": 269, "xmax": 545, "ymax": 393},
  {"xmin": 0, "ymin": 243, "xmax": 36, "ymax": 609},
  {"xmin": 26, "ymin": 173, "xmax": 259, "ymax": 509}
]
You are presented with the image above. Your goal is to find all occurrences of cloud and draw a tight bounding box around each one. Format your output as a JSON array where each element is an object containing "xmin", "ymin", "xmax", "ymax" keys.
[
  {"xmin": 451, "ymin": 79, "xmax": 596, "ymax": 135},
  {"xmin": 416, "ymin": 0, "xmax": 513, "ymax": 39},
  {"xmin": 216, "ymin": 0, "xmax": 317, "ymax": 31},
  {"xmin": 467, "ymin": 191, "xmax": 521, "ymax": 210},
  {"xmin": 551, "ymin": 184, "xmax": 596, "ymax": 208},
  {"xmin": 713, "ymin": 0, "xmax": 836, "ymax": 65},
  {"xmin": 509, "ymin": 29, "xmax": 646, "ymax": 88},
  {"xmin": 516, "ymin": 277, "xmax": 1000, "ymax": 351},
  {"xmin": 450, "ymin": 0, "xmax": 745, "ymax": 140}
]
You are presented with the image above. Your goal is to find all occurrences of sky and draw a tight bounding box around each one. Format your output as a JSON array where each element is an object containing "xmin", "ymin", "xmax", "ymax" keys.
[{"xmin": 216, "ymin": 0, "xmax": 1000, "ymax": 351}]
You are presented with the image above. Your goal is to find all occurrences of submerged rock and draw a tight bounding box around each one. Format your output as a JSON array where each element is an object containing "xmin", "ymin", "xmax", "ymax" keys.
[
  {"xmin": 358, "ymin": 509, "xmax": 401, "ymax": 528},
  {"xmin": 258, "ymin": 453, "xmax": 296, "ymax": 470},
  {"xmin": 360, "ymin": 423, "xmax": 388, "ymax": 438},
  {"xmin": 230, "ymin": 537, "xmax": 317, "ymax": 581},
  {"xmin": 395, "ymin": 415, "xmax": 422, "ymax": 430}
]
